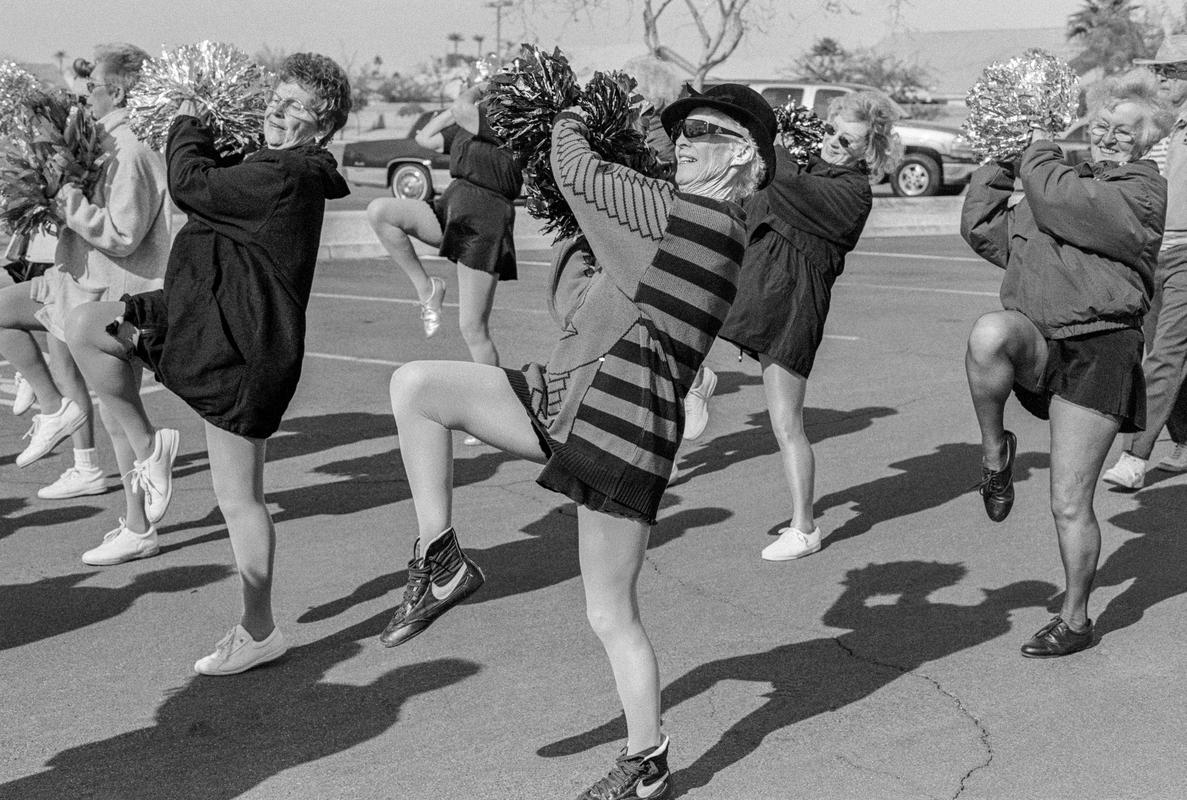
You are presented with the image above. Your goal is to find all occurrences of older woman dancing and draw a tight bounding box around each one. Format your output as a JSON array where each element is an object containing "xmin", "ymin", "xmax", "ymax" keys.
[
  {"xmin": 717, "ymin": 90, "xmax": 901, "ymax": 560},
  {"xmin": 381, "ymin": 84, "xmax": 776, "ymax": 799},
  {"xmin": 962, "ymin": 69, "xmax": 1171, "ymax": 657}
]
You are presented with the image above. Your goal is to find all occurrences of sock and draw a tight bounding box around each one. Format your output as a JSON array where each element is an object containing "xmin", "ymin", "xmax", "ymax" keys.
[{"xmin": 74, "ymin": 448, "xmax": 98, "ymax": 470}]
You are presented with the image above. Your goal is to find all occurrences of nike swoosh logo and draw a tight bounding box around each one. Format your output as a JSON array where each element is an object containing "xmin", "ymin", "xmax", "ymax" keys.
[
  {"xmin": 431, "ymin": 565, "xmax": 468, "ymax": 601},
  {"xmin": 636, "ymin": 772, "xmax": 668, "ymax": 798}
]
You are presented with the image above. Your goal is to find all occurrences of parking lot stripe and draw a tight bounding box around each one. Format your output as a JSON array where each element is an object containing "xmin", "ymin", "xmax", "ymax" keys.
[
  {"xmin": 305, "ymin": 351, "xmax": 406, "ymax": 368},
  {"xmin": 852, "ymin": 250, "xmax": 984, "ymax": 263}
]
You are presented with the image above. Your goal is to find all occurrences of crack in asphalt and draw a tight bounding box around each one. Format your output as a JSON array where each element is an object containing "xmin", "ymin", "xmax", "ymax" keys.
[{"xmin": 832, "ymin": 638, "xmax": 993, "ymax": 799}]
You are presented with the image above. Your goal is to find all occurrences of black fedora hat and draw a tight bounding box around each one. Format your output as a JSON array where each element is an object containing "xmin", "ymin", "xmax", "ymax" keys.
[{"xmin": 661, "ymin": 83, "xmax": 778, "ymax": 189}]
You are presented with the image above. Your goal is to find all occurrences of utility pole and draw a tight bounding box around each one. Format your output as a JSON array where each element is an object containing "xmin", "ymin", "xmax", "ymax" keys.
[{"xmin": 485, "ymin": 0, "xmax": 513, "ymax": 63}]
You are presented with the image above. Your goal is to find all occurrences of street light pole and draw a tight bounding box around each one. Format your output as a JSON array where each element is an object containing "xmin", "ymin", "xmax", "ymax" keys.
[{"xmin": 485, "ymin": 0, "xmax": 513, "ymax": 63}]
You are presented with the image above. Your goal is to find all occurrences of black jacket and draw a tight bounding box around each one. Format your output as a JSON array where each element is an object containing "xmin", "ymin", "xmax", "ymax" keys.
[{"xmin": 157, "ymin": 117, "xmax": 349, "ymax": 437}]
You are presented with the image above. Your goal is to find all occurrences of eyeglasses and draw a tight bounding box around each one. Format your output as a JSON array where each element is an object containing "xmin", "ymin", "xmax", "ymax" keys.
[
  {"xmin": 824, "ymin": 123, "xmax": 863, "ymax": 152},
  {"xmin": 672, "ymin": 118, "xmax": 746, "ymax": 141},
  {"xmin": 1153, "ymin": 63, "xmax": 1187, "ymax": 80},
  {"xmin": 84, "ymin": 80, "xmax": 116, "ymax": 94},
  {"xmin": 267, "ymin": 90, "xmax": 320, "ymax": 122},
  {"xmin": 1089, "ymin": 122, "xmax": 1136, "ymax": 144}
]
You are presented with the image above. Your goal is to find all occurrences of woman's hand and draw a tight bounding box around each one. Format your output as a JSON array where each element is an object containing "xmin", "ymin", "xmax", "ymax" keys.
[
  {"xmin": 175, "ymin": 98, "xmax": 210, "ymax": 124},
  {"xmin": 1029, "ymin": 126, "xmax": 1054, "ymax": 143}
]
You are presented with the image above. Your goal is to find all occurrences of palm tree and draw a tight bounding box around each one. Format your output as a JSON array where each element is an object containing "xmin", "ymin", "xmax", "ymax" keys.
[
  {"xmin": 447, "ymin": 32, "xmax": 465, "ymax": 57},
  {"xmin": 474, "ymin": 34, "xmax": 486, "ymax": 59},
  {"xmin": 53, "ymin": 49, "xmax": 67, "ymax": 74},
  {"xmin": 1066, "ymin": 0, "xmax": 1162, "ymax": 75}
]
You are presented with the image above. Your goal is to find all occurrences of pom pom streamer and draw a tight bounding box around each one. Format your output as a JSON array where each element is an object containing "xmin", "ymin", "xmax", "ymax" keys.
[
  {"xmin": 127, "ymin": 41, "xmax": 271, "ymax": 156},
  {"xmin": 962, "ymin": 49, "xmax": 1079, "ymax": 162},
  {"xmin": 0, "ymin": 90, "xmax": 107, "ymax": 236},
  {"xmin": 0, "ymin": 60, "xmax": 43, "ymax": 140},
  {"xmin": 774, "ymin": 104, "xmax": 827, "ymax": 164},
  {"xmin": 487, "ymin": 45, "xmax": 662, "ymax": 243}
]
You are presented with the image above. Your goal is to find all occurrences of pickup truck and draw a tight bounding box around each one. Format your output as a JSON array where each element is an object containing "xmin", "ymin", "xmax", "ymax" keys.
[
  {"xmin": 340, "ymin": 110, "xmax": 452, "ymax": 201},
  {"xmin": 707, "ymin": 79, "xmax": 980, "ymax": 197}
]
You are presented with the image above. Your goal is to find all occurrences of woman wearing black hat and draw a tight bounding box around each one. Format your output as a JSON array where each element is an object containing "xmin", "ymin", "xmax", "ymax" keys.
[
  {"xmin": 379, "ymin": 83, "xmax": 776, "ymax": 799},
  {"xmin": 717, "ymin": 90, "xmax": 901, "ymax": 561}
]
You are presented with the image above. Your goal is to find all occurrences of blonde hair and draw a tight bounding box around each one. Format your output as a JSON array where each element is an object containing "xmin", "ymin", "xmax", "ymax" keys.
[
  {"xmin": 622, "ymin": 56, "xmax": 683, "ymax": 111},
  {"xmin": 93, "ymin": 43, "xmax": 150, "ymax": 100},
  {"xmin": 1086, "ymin": 68, "xmax": 1175, "ymax": 157},
  {"xmin": 826, "ymin": 90, "xmax": 904, "ymax": 180}
]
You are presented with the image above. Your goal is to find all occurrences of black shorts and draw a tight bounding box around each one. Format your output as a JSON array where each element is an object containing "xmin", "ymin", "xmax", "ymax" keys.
[
  {"xmin": 1013, "ymin": 327, "xmax": 1146, "ymax": 433},
  {"xmin": 503, "ymin": 368, "xmax": 653, "ymax": 524},
  {"xmin": 106, "ymin": 290, "xmax": 168, "ymax": 376}
]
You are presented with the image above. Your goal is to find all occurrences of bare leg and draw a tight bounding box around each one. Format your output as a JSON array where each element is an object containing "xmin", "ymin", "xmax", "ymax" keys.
[
  {"xmin": 389, "ymin": 360, "xmax": 545, "ymax": 544},
  {"xmin": 205, "ymin": 421, "xmax": 275, "ymax": 640},
  {"xmin": 0, "ymin": 282, "xmax": 63, "ymax": 412},
  {"xmin": 578, "ymin": 507, "xmax": 662, "ymax": 755},
  {"xmin": 65, "ymin": 301, "xmax": 155, "ymax": 458},
  {"xmin": 455, "ymin": 263, "xmax": 500, "ymax": 366},
  {"xmin": 760, "ymin": 356, "xmax": 814, "ymax": 532},
  {"xmin": 365, "ymin": 197, "xmax": 443, "ymax": 302},
  {"xmin": 46, "ymin": 335, "xmax": 94, "ymax": 450},
  {"xmin": 97, "ymin": 379, "xmax": 150, "ymax": 533},
  {"xmin": 1048, "ymin": 396, "xmax": 1119, "ymax": 630},
  {"xmin": 965, "ymin": 310, "xmax": 1047, "ymax": 469}
]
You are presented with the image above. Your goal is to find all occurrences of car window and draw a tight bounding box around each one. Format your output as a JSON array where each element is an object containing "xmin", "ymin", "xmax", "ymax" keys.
[
  {"xmin": 814, "ymin": 89, "xmax": 848, "ymax": 118},
  {"xmin": 761, "ymin": 87, "xmax": 803, "ymax": 107}
]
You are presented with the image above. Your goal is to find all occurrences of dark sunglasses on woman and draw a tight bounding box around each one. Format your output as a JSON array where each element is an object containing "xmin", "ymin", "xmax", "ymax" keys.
[
  {"xmin": 672, "ymin": 118, "xmax": 746, "ymax": 141},
  {"xmin": 823, "ymin": 123, "xmax": 861, "ymax": 151}
]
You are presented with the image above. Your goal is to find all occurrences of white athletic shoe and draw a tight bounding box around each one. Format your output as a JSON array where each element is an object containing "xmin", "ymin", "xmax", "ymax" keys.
[
  {"xmin": 194, "ymin": 625, "xmax": 287, "ymax": 676},
  {"xmin": 129, "ymin": 428, "xmax": 179, "ymax": 524},
  {"xmin": 420, "ymin": 277, "xmax": 447, "ymax": 338},
  {"xmin": 81, "ymin": 518, "xmax": 159, "ymax": 566},
  {"xmin": 16, "ymin": 397, "xmax": 86, "ymax": 468},
  {"xmin": 12, "ymin": 372, "xmax": 34, "ymax": 415},
  {"xmin": 1102, "ymin": 452, "xmax": 1146, "ymax": 489},
  {"xmin": 1155, "ymin": 442, "xmax": 1187, "ymax": 473},
  {"xmin": 761, "ymin": 526, "xmax": 823, "ymax": 561},
  {"xmin": 683, "ymin": 367, "xmax": 717, "ymax": 441},
  {"xmin": 38, "ymin": 465, "xmax": 107, "ymax": 499}
]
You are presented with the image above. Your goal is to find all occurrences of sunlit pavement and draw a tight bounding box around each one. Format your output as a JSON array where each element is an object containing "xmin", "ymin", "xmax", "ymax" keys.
[{"xmin": 3, "ymin": 234, "xmax": 1185, "ymax": 799}]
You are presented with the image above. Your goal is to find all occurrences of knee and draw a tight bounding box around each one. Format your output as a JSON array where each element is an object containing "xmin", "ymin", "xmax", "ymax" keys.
[
  {"xmin": 966, "ymin": 314, "xmax": 1011, "ymax": 366},
  {"xmin": 585, "ymin": 602, "xmax": 631, "ymax": 642},
  {"xmin": 211, "ymin": 482, "xmax": 264, "ymax": 523},
  {"xmin": 768, "ymin": 406, "xmax": 807, "ymax": 449},
  {"xmin": 457, "ymin": 313, "xmax": 490, "ymax": 346},
  {"xmin": 1049, "ymin": 484, "xmax": 1092, "ymax": 528},
  {"xmin": 366, "ymin": 198, "xmax": 403, "ymax": 234},
  {"xmin": 389, "ymin": 361, "xmax": 434, "ymax": 417}
]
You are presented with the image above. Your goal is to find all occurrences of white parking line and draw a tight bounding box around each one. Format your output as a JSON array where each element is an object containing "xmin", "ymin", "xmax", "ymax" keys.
[
  {"xmin": 305, "ymin": 351, "xmax": 406, "ymax": 368},
  {"xmin": 852, "ymin": 250, "xmax": 984, "ymax": 263},
  {"xmin": 838, "ymin": 281, "xmax": 998, "ymax": 298}
]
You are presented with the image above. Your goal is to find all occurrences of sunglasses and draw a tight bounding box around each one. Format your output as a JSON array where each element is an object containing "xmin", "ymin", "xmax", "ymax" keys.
[
  {"xmin": 672, "ymin": 118, "xmax": 746, "ymax": 141},
  {"xmin": 823, "ymin": 123, "xmax": 863, "ymax": 152},
  {"xmin": 1153, "ymin": 63, "xmax": 1187, "ymax": 79},
  {"xmin": 84, "ymin": 79, "xmax": 116, "ymax": 94}
]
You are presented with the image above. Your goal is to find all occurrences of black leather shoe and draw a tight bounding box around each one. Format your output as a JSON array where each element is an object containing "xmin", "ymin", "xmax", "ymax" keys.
[
  {"xmin": 978, "ymin": 430, "xmax": 1017, "ymax": 522},
  {"xmin": 1020, "ymin": 616, "xmax": 1093, "ymax": 658}
]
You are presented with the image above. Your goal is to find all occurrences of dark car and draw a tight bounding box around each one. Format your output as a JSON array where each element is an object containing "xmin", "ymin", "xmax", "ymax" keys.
[{"xmin": 341, "ymin": 110, "xmax": 452, "ymax": 201}]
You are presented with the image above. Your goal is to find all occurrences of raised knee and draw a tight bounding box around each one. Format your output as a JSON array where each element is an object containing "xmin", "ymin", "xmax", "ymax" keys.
[
  {"xmin": 389, "ymin": 361, "xmax": 433, "ymax": 415},
  {"xmin": 966, "ymin": 314, "xmax": 1011, "ymax": 364}
]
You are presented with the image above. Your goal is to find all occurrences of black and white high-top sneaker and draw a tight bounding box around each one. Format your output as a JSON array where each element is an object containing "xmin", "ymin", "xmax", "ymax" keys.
[
  {"xmin": 379, "ymin": 528, "xmax": 485, "ymax": 647},
  {"xmin": 578, "ymin": 736, "xmax": 673, "ymax": 800}
]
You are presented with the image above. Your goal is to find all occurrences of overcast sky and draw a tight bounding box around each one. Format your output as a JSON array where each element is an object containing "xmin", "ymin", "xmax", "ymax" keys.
[{"xmin": 3, "ymin": 0, "xmax": 1117, "ymax": 77}]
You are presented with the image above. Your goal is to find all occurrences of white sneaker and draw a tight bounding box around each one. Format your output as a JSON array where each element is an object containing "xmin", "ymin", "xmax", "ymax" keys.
[
  {"xmin": 129, "ymin": 428, "xmax": 179, "ymax": 524},
  {"xmin": 761, "ymin": 526, "xmax": 823, "ymax": 561},
  {"xmin": 12, "ymin": 372, "xmax": 34, "ymax": 415},
  {"xmin": 683, "ymin": 367, "xmax": 717, "ymax": 441},
  {"xmin": 38, "ymin": 465, "xmax": 107, "ymax": 499},
  {"xmin": 1102, "ymin": 452, "xmax": 1146, "ymax": 489},
  {"xmin": 81, "ymin": 518, "xmax": 159, "ymax": 565},
  {"xmin": 16, "ymin": 397, "xmax": 87, "ymax": 467},
  {"xmin": 420, "ymin": 276, "xmax": 447, "ymax": 338},
  {"xmin": 195, "ymin": 624, "xmax": 287, "ymax": 676},
  {"xmin": 1155, "ymin": 442, "xmax": 1187, "ymax": 473}
]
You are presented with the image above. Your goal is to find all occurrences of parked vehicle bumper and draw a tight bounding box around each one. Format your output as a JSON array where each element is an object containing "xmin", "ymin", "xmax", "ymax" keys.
[{"xmin": 942, "ymin": 158, "xmax": 979, "ymax": 185}]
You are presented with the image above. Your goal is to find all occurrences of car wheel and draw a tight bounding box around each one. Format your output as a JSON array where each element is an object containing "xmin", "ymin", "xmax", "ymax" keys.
[
  {"xmin": 390, "ymin": 163, "xmax": 431, "ymax": 201},
  {"xmin": 891, "ymin": 153, "xmax": 941, "ymax": 197}
]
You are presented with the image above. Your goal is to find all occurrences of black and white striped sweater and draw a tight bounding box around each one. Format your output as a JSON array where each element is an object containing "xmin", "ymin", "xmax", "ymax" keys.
[{"xmin": 521, "ymin": 113, "xmax": 746, "ymax": 520}]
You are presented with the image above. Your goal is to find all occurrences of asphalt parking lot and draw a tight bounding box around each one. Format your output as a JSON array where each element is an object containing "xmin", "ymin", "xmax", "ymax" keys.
[{"xmin": 2, "ymin": 232, "xmax": 1186, "ymax": 799}]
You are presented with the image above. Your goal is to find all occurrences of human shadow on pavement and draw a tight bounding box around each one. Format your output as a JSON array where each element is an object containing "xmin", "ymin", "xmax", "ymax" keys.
[
  {"xmin": 1091, "ymin": 483, "xmax": 1187, "ymax": 637},
  {"xmin": 676, "ymin": 406, "xmax": 896, "ymax": 483},
  {"xmin": 156, "ymin": 446, "xmax": 519, "ymax": 551},
  {"xmin": 297, "ymin": 499, "xmax": 729, "ymax": 629},
  {"xmin": 0, "ymin": 641, "xmax": 480, "ymax": 800},
  {"xmin": 0, "ymin": 497, "xmax": 104, "ymax": 539},
  {"xmin": 813, "ymin": 443, "xmax": 1050, "ymax": 547},
  {"xmin": 707, "ymin": 369, "xmax": 763, "ymax": 400},
  {"xmin": 0, "ymin": 564, "xmax": 232, "ymax": 651},
  {"xmin": 538, "ymin": 560, "xmax": 1056, "ymax": 795},
  {"xmin": 266, "ymin": 411, "xmax": 397, "ymax": 463}
]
